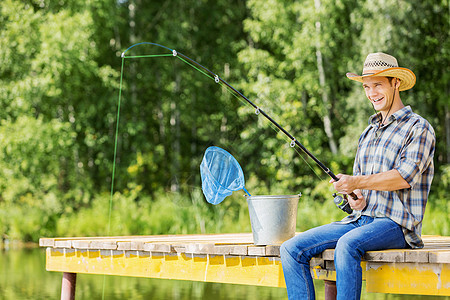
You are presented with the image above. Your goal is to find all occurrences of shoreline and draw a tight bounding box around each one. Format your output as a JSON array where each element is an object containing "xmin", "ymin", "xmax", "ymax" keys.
[{"xmin": 1, "ymin": 240, "xmax": 39, "ymax": 250}]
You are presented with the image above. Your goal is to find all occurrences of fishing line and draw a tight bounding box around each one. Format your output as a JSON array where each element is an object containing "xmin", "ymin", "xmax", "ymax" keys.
[
  {"xmin": 101, "ymin": 54, "xmax": 125, "ymax": 300},
  {"xmin": 125, "ymin": 54, "xmax": 173, "ymax": 59},
  {"xmin": 106, "ymin": 42, "xmax": 350, "ymax": 239},
  {"xmin": 176, "ymin": 56, "xmax": 215, "ymax": 81},
  {"xmin": 292, "ymin": 145, "xmax": 325, "ymax": 181},
  {"xmin": 108, "ymin": 57, "xmax": 125, "ymax": 235},
  {"xmin": 103, "ymin": 44, "xmax": 350, "ymax": 298},
  {"xmin": 102, "ymin": 41, "xmax": 331, "ymax": 299},
  {"xmin": 173, "ymin": 50, "xmax": 338, "ymax": 182},
  {"xmin": 211, "ymin": 74, "xmax": 323, "ymax": 180},
  {"xmin": 110, "ymin": 42, "xmax": 331, "ymax": 201},
  {"xmin": 177, "ymin": 55, "xmax": 298, "ymax": 170},
  {"xmin": 206, "ymin": 75, "xmax": 321, "ymax": 180}
]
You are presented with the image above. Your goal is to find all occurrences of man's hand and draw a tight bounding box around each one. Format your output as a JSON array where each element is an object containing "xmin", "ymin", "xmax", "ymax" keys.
[
  {"xmin": 329, "ymin": 175, "xmax": 366, "ymax": 211},
  {"xmin": 329, "ymin": 174, "xmax": 360, "ymax": 194},
  {"xmin": 348, "ymin": 189, "xmax": 366, "ymax": 211}
]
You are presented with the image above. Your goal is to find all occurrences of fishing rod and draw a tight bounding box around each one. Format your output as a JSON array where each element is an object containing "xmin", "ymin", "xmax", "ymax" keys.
[{"xmin": 121, "ymin": 42, "xmax": 355, "ymax": 214}]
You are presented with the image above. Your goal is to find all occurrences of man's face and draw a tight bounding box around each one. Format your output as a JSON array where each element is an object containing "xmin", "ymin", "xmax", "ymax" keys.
[{"xmin": 362, "ymin": 76, "xmax": 397, "ymax": 113}]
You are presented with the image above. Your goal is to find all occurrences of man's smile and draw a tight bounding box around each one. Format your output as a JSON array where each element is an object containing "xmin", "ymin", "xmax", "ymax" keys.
[{"xmin": 371, "ymin": 96, "xmax": 384, "ymax": 103}]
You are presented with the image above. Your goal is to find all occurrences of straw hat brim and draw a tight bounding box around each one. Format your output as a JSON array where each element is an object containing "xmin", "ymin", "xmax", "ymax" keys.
[{"xmin": 346, "ymin": 67, "xmax": 416, "ymax": 91}]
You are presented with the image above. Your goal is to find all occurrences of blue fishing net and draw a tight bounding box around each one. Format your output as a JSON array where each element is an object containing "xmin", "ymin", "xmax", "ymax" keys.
[{"xmin": 200, "ymin": 146, "xmax": 250, "ymax": 205}]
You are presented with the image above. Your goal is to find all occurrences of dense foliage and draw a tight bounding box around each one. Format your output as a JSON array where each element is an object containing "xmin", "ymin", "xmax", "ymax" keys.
[{"xmin": 0, "ymin": 0, "xmax": 448, "ymax": 242}]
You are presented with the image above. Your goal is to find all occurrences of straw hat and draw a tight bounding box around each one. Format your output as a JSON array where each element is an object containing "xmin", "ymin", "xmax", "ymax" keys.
[{"xmin": 346, "ymin": 52, "xmax": 416, "ymax": 91}]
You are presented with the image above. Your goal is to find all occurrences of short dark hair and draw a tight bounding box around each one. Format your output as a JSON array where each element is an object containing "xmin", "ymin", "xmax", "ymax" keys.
[{"xmin": 386, "ymin": 76, "xmax": 398, "ymax": 86}]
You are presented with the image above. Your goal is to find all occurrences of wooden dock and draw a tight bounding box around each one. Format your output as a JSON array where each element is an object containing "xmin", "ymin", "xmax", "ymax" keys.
[{"xmin": 39, "ymin": 233, "xmax": 450, "ymax": 299}]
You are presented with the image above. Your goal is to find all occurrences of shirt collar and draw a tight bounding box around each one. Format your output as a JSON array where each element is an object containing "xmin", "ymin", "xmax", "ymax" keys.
[{"xmin": 368, "ymin": 106, "xmax": 413, "ymax": 126}]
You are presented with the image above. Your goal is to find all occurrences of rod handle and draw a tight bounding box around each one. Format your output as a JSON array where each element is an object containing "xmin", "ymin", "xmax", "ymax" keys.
[
  {"xmin": 329, "ymin": 170, "xmax": 358, "ymax": 200},
  {"xmin": 348, "ymin": 192, "xmax": 358, "ymax": 200}
]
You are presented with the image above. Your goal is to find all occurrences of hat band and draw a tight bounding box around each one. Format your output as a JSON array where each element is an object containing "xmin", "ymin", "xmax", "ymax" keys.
[{"xmin": 364, "ymin": 60, "xmax": 398, "ymax": 68}]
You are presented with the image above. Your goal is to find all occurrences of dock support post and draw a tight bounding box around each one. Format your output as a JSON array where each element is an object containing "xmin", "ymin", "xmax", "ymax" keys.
[
  {"xmin": 61, "ymin": 272, "xmax": 77, "ymax": 300},
  {"xmin": 324, "ymin": 280, "xmax": 337, "ymax": 300}
]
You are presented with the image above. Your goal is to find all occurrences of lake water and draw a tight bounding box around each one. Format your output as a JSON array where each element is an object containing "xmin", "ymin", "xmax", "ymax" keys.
[{"xmin": 1, "ymin": 248, "xmax": 448, "ymax": 299}]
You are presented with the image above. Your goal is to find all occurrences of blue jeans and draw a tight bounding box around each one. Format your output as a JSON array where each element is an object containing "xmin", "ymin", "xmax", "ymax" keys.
[{"xmin": 280, "ymin": 216, "xmax": 408, "ymax": 300}]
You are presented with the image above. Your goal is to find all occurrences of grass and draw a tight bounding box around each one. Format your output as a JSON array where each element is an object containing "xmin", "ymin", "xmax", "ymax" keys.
[{"xmin": 1, "ymin": 176, "xmax": 448, "ymax": 242}]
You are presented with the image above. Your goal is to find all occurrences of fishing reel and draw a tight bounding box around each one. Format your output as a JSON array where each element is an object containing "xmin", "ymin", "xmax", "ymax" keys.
[{"xmin": 332, "ymin": 193, "xmax": 352, "ymax": 214}]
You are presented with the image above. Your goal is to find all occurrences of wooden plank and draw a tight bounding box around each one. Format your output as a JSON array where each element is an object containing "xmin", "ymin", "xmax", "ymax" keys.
[
  {"xmin": 364, "ymin": 249, "xmax": 405, "ymax": 262},
  {"xmin": 322, "ymin": 249, "xmax": 334, "ymax": 260},
  {"xmin": 248, "ymin": 246, "xmax": 266, "ymax": 256},
  {"xmin": 424, "ymin": 242, "xmax": 450, "ymax": 245},
  {"xmin": 71, "ymin": 240, "xmax": 91, "ymax": 249},
  {"xmin": 143, "ymin": 243, "xmax": 172, "ymax": 253},
  {"xmin": 208, "ymin": 244, "xmax": 248, "ymax": 256},
  {"xmin": 310, "ymin": 257, "xmax": 324, "ymax": 268},
  {"xmin": 404, "ymin": 249, "xmax": 430, "ymax": 263},
  {"xmin": 130, "ymin": 241, "xmax": 146, "ymax": 251},
  {"xmin": 230, "ymin": 245, "xmax": 248, "ymax": 256},
  {"xmin": 429, "ymin": 250, "xmax": 450, "ymax": 264},
  {"xmin": 173, "ymin": 245, "xmax": 186, "ymax": 253},
  {"xmin": 39, "ymin": 234, "xmax": 449, "ymax": 247},
  {"xmin": 90, "ymin": 240, "xmax": 117, "ymax": 250},
  {"xmin": 184, "ymin": 243, "xmax": 215, "ymax": 254},
  {"xmin": 55, "ymin": 240, "xmax": 72, "ymax": 248},
  {"xmin": 39, "ymin": 238, "xmax": 55, "ymax": 247},
  {"xmin": 211, "ymin": 245, "xmax": 234, "ymax": 255},
  {"xmin": 40, "ymin": 233, "xmax": 254, "ymax": 246},
  {"xmin": 325, "ymin": 260, "xmax": 335, "ymax": 270},
  {"xmin": 41, "ymin": 234, "xmax": 450, "ymax": 265},
  {"xmin": 423, "ymin": 235, "xmax": 450, "ymax": 241},
  {"xmin": 265, "ymin": 245, "xmax": 281, "ymax": 256},
  {"xmin": 117, "ymin": 242, "xmax": 131, "ymax": 251}
]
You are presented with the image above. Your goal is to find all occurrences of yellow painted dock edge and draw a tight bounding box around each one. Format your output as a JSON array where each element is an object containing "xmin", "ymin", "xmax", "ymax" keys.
[
  {"xmin": 365, "ymin": 262, "xmax": 450, "ymax": 296},
  {"xmin": 46, "ymin": 248, "xmax": 450, "ymax": 295},
  {"xmin": 46, "ymin": 248, "xmax": 286, "ymax": 288}
]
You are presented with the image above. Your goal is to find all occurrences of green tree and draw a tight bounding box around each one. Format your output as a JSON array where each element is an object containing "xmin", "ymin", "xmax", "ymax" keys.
[
  {"xmin": 341, "ymin": 0, "xmax": 449, "ymax": 198},
  {"xmin": 0, "ymin": 0, "xmax": 447, "ymax": 242},
  {"xmin": 237, "ymin": 0, "xmax": 362, "ymax": 194}
]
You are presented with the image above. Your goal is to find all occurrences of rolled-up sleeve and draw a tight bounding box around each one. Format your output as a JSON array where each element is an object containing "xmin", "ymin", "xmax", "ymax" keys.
[{"xmin": 395, "ymin": 124, "xmax": 435, "ymax": 188}]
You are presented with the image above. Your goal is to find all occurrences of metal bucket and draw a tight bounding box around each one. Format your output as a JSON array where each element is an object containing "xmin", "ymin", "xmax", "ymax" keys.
[{"xmin": 246, "ymin": 194, "xmax": 301, "ymax": 245}]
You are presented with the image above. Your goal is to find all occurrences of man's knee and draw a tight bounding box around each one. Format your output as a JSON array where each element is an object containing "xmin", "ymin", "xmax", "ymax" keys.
[
  {"xmin": 335, "ymin": 236, "xmax": 363, "ymax": 260},
  {"xmin": 280, "ymin": 240, "xmax": 293, "ymax": 261},
  {"xmin": 281, "ymin": 238, "xmax": 315, "ymax": 265}
]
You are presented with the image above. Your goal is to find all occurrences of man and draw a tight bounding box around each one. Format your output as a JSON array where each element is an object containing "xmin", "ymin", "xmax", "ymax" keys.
[{"xmin": 280, "ymin": 52, "xmax": 436, "ymax": 300}]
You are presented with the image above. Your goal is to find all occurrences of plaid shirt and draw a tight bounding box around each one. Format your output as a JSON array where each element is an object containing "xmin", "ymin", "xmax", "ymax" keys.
[{"xmin": 340, "ymin": 106, "xmax": 435, "ymax": 248}]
